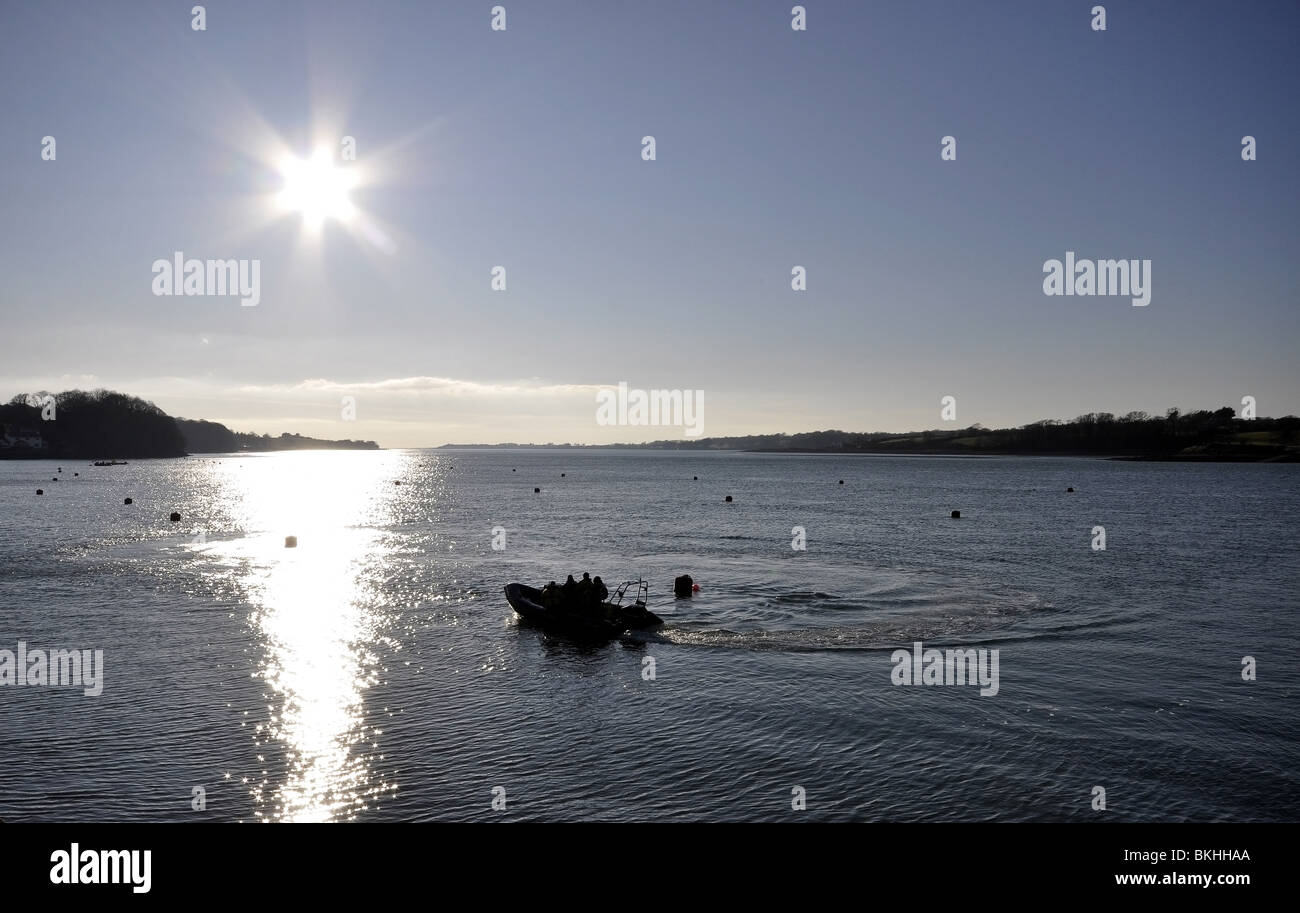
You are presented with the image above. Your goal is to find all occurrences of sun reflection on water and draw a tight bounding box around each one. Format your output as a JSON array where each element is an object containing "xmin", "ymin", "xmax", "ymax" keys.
[{"xmin": 208, "ymin": 451, "xmax": 405, "ymax": 821}]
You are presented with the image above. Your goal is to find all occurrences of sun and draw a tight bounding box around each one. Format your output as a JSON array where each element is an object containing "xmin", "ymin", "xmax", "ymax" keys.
[{"xmin": 277, "ymin": 148, "xmax": 356, "ymax": 228}]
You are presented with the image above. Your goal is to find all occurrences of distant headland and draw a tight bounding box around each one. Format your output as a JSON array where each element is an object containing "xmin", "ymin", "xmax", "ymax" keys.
[
  {"xmin": 441, "ymin": 408, "xmax": 1300, "ymax": 462},
  {"xmin": 0, "ymin": 390, "xmax": 379, "ymax": 459}
]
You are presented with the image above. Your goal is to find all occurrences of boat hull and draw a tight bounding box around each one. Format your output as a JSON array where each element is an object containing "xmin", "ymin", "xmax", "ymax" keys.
[{"xmin": 505, "ymin": 583, "xmax": 662, "ymax": 638}]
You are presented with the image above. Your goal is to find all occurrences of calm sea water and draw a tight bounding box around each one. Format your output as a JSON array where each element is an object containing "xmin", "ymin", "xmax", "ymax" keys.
[{"xmin": 1, "ymin": 450, "xmax": 1296, "ymax": 822}]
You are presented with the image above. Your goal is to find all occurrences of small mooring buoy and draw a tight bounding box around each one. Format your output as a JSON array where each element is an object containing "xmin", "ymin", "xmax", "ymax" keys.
[
  {"xmin": 725, "ymin": 495, "xmax": 733, "ymax": 502},
  {"xmin": 169, "ymin": 512, "xmax": 181, "ymax": 522},
  {"xmin": 284, "ymin": 536, "xmax": 297, "ymax": 548},
  {"xmin": 951, "ymin": 510, "xmax": 961, "ymax": 519},
  {"xmin": 124, "ymin": 497, "xmax": 133, "ymax": 505}
]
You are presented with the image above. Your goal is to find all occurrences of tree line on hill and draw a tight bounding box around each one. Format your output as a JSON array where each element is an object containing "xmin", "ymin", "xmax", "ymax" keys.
[
  {"xmin": 440, "ymin": 407, "xmax": 1298, "ymax": 461},
  {"xmin": 622, "ymin": 408, "xmax": 1300, "ymax": 460},
  {"xmin": 1, "ymin": 390, "xmax": 379, "ymax": 458},
  {"xmin": 173, "ymin": 418, "xmax": 379, "ymax": 453}
]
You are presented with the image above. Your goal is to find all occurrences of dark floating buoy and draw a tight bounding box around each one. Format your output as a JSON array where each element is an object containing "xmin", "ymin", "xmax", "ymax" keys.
[
  {"xmin": 124, "ymin": 497, "xmax": 133, "ymax": 505},
  {"xmin": 724, "ymin": 495, "xmax": 733, "ymax": 502},
  {"xmin": 951, "ymin": 510, "xmax": 961, "ymax": 519},
  {"xmin": 36, "ymin": 489, "xmax": 43, "ymax": 496},
  {"xmin": 169, "ymin": 512, "xmax": 181, "ymax": 522},
  {"xmin": 284, "ymin": 535, "xmax": 297, "ymax": 548},
  {"xmin": 1066, "ymin": 487, "xmax": 1074, "ymax": 492},
  {"xmin": 534, "ymin": 487, "xmax": 541, "ymax": 493},
  {"xmin": 674, "ymin": 574, "xmax": 695, "ymax": 598}
]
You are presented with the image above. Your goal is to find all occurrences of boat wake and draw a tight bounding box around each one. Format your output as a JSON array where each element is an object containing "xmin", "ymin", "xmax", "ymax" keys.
[{"xmin": 627, "ymin": 574, "xmax": 1051, "ymax": 653}]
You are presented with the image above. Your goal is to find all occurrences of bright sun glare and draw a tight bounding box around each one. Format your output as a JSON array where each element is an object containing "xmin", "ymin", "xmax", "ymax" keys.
[{"xmin": 277, "ymin": 148, "xmax": 356, "ymax": 228}]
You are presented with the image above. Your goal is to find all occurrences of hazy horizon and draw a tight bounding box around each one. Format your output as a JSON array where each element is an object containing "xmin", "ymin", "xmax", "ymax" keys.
[
  {"xmin": 3, "ymin": 0, "xmax": 1297, "ymax": 447},
  {"xmin": 6, "ymin": 382, "xmax": 1291, "ymax": 451}
]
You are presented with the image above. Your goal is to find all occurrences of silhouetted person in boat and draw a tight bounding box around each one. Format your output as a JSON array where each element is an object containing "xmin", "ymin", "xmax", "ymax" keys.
[
  {"xmin": 561, "ymin": 575, "xmax": 578, "ymax": 607},
  {"xmin": 592, "ymin": 576, "xmax": 608, "ymax": 604},
  {"xmin": 576, "ymin": 572, "xmax": 593, "ymax": 603},
  {"xmin": 540, "ymin": 580, "xmax": 559, "ymax": 608}
]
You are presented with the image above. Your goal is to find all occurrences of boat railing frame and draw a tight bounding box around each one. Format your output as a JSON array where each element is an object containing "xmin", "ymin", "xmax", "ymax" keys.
[{"xmin": 611, "ymin": 578, "xmax": 649, "ymax": 608}]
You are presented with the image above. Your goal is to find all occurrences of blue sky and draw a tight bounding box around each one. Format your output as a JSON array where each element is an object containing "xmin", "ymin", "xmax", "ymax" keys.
[{"xmin": 1, "ymin": 0, "xmax": 1296, "ymax": 445}]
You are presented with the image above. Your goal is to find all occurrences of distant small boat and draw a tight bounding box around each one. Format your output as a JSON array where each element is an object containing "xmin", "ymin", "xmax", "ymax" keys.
[
  {"xmin": 505, "ymin": 579, "xmax": 663, "ymax": 640},
  {"xmin": 90, "ymin": 460, "xmax": 129, "ymax": 466}
]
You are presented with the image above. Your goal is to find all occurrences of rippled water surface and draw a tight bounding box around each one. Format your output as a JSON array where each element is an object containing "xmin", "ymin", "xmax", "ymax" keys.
[{"xmin": 1, "ymin": 450, "xmax": 1297, "ymax": 821}]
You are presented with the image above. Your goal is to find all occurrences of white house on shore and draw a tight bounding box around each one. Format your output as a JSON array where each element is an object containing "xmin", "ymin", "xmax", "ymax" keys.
[{"xmin": 0, "ymin": 424, "xmax": 48, "ymax": 450}]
